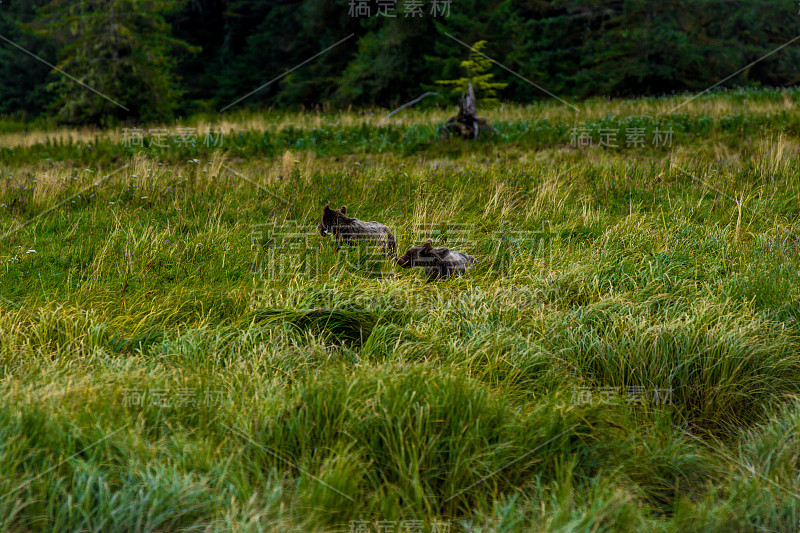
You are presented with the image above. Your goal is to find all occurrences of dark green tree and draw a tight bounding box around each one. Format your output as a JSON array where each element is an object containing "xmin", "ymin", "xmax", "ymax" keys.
[
  {"xmin": 32, "ymin": 0, "xmax": 198, "ymax": 124},
  {"xmin": 332, "ymin": 3, "xmax": 440, "ymax": 108},
  {"xmin": 520, "ymin": 0, "xmax": 800, "ymax": 98},
  {"xmin": 0, "ymin": 0, "xmax": 55, "ymax": 117},
  {"xmin": 210, "ymin": 0, "xmax": 365, "ymax": 110}
]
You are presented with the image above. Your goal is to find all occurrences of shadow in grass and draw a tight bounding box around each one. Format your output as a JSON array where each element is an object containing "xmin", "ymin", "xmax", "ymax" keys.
[
  {"xmin": 107, "ymin": 328, "xmax": 166, "ymax": 355},
  {"xmin": 252, "ymin": 308, "xmax": 379, "ymax": 346}
]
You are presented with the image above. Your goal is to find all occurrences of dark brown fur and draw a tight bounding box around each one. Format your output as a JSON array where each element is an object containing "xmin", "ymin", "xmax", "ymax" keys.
[
  {"xmin": 318, "ymin": 204, "xmax": 397, "ymax": 256},
  {"xmin": 396, "ymin": 239, "xmax": 477, "ymax": 281}
]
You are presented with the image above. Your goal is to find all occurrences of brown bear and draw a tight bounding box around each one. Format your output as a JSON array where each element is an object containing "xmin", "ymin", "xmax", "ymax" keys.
[
  {"xmin": 396, "ymin": 239, "xmax": 477, "ymax": 281},
  {"xmin": 318, "ymin": 204, "xmax": 397, "ymax": 256}
]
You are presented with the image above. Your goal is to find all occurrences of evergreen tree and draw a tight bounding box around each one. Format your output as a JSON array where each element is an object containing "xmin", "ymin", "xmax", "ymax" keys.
[
  {"xmin": 32, "ymin": 0, "xmax": 198, "ymax": 124},
  {"xmin": 435, "ymin": 40, "xmax": 508, "ymax": 106},
  {"xmin": 332, "ymin": 2, "xmax": 440, "ymax": 108},
  {"xmin": 169, "ymin": 0, "xmax": 232, "ymax": 114},
  {"xmin": 0, "ymin": 0, "xmax": 55, "ymax": 117}
]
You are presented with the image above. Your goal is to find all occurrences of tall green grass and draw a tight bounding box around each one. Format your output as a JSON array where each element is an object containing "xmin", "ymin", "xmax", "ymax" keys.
[{"xmin": 2, "ymin": 89, "xmax": 800, "ymax": 530}]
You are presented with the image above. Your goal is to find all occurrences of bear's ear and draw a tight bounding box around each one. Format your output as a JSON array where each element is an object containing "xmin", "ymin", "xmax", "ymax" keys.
[
  {"xmin": 340, "ymin": 206, "xmax": 347, "ymax": 214},
  {"xmin": 323, "ymin": 204, "xmax": 332, "ymax": 213},
  {"xmin": 423, "ymin": 239, "xmax": 433, "ymax": 252}
]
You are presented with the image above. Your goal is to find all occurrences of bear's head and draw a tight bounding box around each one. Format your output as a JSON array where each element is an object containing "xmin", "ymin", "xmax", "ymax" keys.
[
  {"xmin": 318, "ymin": 204, "xmax": 349, "ymax": 236},
  {"xmin": 396, "ymin": 239, "xmax": 440, "ymax": 268}
]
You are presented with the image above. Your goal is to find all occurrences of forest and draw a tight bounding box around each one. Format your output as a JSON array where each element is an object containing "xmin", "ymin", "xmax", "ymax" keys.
[{"xmin": 2, "ymin": 0, "xmax": 800, "ymax": 123}]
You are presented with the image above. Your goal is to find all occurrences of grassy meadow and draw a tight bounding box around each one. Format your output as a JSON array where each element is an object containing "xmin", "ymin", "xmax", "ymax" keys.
[{"xmin": 2, "ymin": 88, "xmax": 800, "ymax": 531}]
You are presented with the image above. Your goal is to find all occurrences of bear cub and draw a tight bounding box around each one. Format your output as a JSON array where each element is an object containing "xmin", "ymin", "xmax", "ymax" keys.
[
  {"xmin": 318, "ymin": 204, "xmax": 397, "ymax": 256},
  {"xmin": 397, "ymin": 239, "xmax": 477, "ymax": 281}
]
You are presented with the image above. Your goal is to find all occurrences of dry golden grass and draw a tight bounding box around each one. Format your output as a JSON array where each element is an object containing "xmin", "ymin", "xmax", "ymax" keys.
[{"xmin": 2, "ymin": 88, "xmax": 796, "ymax": 150}]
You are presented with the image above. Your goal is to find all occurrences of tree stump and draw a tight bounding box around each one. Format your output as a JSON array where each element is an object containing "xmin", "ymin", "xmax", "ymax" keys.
[{"xmin": 443, "ymin": 82, "xmax": 495, "ymax": 140}]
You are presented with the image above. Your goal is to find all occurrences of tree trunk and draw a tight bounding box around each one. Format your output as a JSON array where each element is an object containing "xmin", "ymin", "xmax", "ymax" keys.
[{"xmin": 443, "ymin": 82, "xmax": 495, "ymax": 140}]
